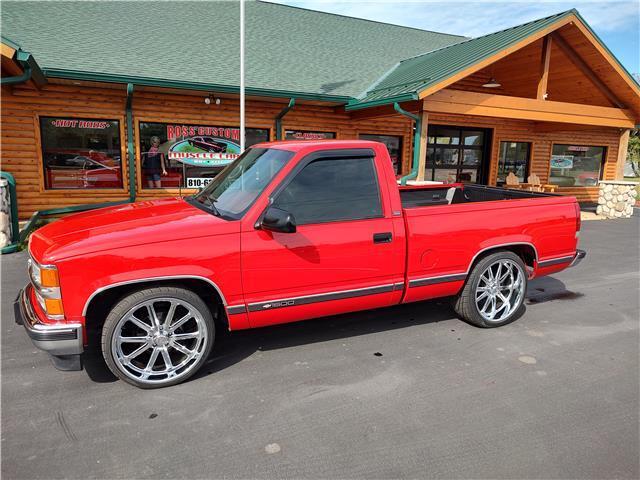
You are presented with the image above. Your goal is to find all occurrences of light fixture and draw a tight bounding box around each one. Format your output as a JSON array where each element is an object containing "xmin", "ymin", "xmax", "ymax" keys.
[
  {"xmin": 482, "ymin": 77, "xmax": 501, "ymax": 88},
  {"xmin": 204, "ymin": 94, "xmax": 222, "ymax": 105}
]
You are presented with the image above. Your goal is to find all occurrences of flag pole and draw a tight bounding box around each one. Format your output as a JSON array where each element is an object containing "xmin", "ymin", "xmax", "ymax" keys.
[{"xmin": 239, "ymin": 0, "xmax": 245, "ymax": 153}]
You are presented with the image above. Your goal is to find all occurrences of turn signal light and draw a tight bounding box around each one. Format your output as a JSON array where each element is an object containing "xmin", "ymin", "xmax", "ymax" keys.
[
  {"xmin": 44, "ymin": 298, "xmax": 64, "ymax": 316},
  {"xmin": 40, "ymin": 268, "xmax": 60, "ymax": 288}
]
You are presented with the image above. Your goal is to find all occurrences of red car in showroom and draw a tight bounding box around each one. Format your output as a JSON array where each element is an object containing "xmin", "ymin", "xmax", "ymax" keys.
[
  {"xmin": 44, "ymin": 150, "xmax": 123, "ymax": 189},
  {"xmin": 16, "ymin": 140, "xmax": 585, "ymax": 388}
]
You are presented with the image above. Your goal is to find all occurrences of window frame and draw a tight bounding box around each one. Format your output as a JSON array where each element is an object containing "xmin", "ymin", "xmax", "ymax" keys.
[
  {"xmin": 548, "ymin": 142, "xmax": 607, "ymax": 188},
  {"xmin": 134, "ymin": 118, "xmax": 273, "ymax": 193},
  {"xmin": 496, "ymin": 140, "xmax": 532, "ymax": 185},
  {"xmin": 263, "ymin": 148, "xmax": 384, "ymax": 227},
  {"xmin": 358, "ymin": 133, "xmax": 403, "ymax": 175},
  {"xmin": 425, "ymin": 125, "xmax": 492, "ymax": 184},
  {"xmin": 35, "ymin": 113, "xmax": 128, "ymax": 193}
]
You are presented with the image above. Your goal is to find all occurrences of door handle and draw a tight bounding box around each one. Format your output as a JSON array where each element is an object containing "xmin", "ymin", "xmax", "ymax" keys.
[{"xmin": 373, "ymin": 232, "xmax": 392, "ymax": 244}]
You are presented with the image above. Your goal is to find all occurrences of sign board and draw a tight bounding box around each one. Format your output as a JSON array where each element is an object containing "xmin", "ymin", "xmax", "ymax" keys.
[
  {"xmin": 166, "ymin": 124, "xmax": 241, "ymax": 167},
  {"xmin": 186, "ymin": 177, "xmax": 214, "ymax": 189},
  {"xmin": 550, "ymin": 155, "xmax": 574, "ymax": 169},
  {"xmin": 285, "ymin": 130, "xmax": 335, "ymax": 141}
]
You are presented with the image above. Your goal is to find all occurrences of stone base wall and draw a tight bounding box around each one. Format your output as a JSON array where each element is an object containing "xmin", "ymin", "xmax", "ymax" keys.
[
  {"xmin": 1, "ymin": 178, "xmax": 13, "ymax": 247},
  {"xmin": 596, "ymin": 181, "xmax": 638, "ymax": 218}
]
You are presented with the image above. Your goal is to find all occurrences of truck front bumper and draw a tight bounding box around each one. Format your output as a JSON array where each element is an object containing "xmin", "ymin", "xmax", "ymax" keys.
[{"xmin": 14, "ymin": 285, "xmax": 83, "ymax": 370}]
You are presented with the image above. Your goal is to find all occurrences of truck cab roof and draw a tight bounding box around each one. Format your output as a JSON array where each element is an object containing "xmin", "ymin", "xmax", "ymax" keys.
[{"xmin": 253, "ymin": 139, "xmax": 383, "ymax": 152}]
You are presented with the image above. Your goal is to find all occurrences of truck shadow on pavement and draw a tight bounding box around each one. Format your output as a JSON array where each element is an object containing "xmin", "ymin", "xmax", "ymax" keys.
[
  {"xmin": 82, "ymin": 297, "xmax": 457, "ymax": 384},
  {"xmin": 83, "ymin": 276, "xmax": 580, "ymax": 385}
]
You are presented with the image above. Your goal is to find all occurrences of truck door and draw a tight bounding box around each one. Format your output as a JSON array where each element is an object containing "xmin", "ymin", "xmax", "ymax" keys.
[{"xmin": 240, "ymin": 149, "xmax": 404, "ymax": 328}]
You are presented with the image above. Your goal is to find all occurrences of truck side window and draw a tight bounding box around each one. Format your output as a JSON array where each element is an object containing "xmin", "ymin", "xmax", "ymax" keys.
[{"xmin": 273, "ymin": 157, "xmax": 383, "ymax": 225}]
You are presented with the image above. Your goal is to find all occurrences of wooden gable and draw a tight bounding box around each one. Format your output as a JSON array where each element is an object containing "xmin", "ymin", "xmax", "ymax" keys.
[{"xmin": 447, "ymin": 21, "xmax": 640, "ymax": 119}]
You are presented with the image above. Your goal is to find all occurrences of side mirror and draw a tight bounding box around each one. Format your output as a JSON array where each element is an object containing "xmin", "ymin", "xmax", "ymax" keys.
[{"xmin": 261, "ymin": 206, "xmax": 296, "ymax": 233}]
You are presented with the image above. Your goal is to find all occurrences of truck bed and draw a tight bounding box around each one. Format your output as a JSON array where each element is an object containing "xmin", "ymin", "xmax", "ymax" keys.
[{"xmin": 400, "ymin": 184, "xmax": 553, "ymax": 209}]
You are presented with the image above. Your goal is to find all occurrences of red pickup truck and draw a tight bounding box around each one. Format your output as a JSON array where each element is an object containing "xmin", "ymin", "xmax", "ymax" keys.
[{"xmin": 16, "ymin": 140, "xmax": 585, "ymax": 388}]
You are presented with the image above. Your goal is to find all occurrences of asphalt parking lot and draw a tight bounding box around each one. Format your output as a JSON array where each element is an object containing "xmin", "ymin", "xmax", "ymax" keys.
[{"xmin": 2, "ymin": 215, "xmax": 639, "ymax": 479}]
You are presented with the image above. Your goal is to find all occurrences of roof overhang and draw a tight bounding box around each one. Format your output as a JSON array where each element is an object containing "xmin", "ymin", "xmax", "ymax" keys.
[
  {"xmin": 1, "ymin": 36, "xmax": 47, "ymax": 88},
  {"xmin": 43, "ymin": 68, "xmax": 354, "ymax": 104}
]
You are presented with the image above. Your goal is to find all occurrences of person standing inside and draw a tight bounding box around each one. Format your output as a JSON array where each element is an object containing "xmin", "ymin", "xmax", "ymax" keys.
[{"xmin": 143, "ymin": 136, "xmax": 167, "ymax": 188}]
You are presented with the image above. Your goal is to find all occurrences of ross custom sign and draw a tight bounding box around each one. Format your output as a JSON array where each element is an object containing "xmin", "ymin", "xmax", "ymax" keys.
[{"xmin": 165, "ymin": 125, "xmax": 241, "ymax": 166}]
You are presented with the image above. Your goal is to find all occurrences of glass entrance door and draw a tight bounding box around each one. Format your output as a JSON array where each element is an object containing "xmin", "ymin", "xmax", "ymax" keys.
[{"xmin": 425, "ymin": 125, "xmax": 491, "ymax": 184}]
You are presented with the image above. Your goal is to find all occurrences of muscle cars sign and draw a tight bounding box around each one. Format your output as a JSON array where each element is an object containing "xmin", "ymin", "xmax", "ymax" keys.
[{"xmin": 165, "ymin": 124, "xmax": 241, "ymax": 166}]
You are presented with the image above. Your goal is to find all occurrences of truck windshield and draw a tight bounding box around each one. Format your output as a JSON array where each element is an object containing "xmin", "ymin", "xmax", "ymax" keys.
[{"xmin": 190, "ymin": 147, "xmax": 294, "ymax": 219}]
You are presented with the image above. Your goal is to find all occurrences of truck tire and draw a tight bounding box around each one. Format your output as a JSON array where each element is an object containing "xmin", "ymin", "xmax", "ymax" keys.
[
  {"xmin": 101, "ymin": 286, "xmax": 215, "ymax": 388},
  {"xmin": 454, "ymin": 251, "xmax": 527, "ymax": 328}
]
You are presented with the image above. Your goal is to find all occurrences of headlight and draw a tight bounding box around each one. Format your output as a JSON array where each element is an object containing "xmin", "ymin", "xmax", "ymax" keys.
[{"xmin": 28, "ymin": 256, "xmax": 64, "ymax": 320}]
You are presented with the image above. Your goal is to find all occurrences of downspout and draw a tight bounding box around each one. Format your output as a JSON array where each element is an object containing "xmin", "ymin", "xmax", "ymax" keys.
[
  {"xmin": 1, "ymin": 50, "xmax": 46, "ymax": 87},
  {"xmin": 126, "ymin": 83, "xmax": 136, "ymax": 202},
  {"xmin": 394, "ymin": 102, "xmax": 421, "ymax": 186},
  {"xmin": 275, "ymin": 98, "xmax": 295, "ymax": 140},
  {"xmin": 1, "ymin": 64, "xmax": 32, "ymax": 85}
]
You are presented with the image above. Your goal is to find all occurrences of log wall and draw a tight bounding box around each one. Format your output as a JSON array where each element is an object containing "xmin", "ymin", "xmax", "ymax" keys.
[{"xmin": 0, "ymin": 80, "xmax": 625, "ymax": 219}]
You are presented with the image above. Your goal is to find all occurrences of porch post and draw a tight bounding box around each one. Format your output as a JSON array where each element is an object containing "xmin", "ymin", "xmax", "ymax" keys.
[
  {"xmin": 616, "ymin": 129, "xmax": 631, "ymax": 179},
  {"xmin": 536, "ymin": 36, "xmax": 552, "ymax": 100},
  {"xmin": 415, "ymin": 109, "xmax": 429, "ymax": 181}
]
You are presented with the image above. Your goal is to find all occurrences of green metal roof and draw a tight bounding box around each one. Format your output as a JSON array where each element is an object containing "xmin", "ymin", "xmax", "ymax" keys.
[
  {"xmin": 0, "ymin": 0, "xmax": 464, "ymax": 100},
  {"xmin": 3, "ymin": 3, "xmax": 636, "ymax": 108},
  {"xmin": 1, "ymin": 34, "xmax": 23, "ymax": 52},
  {"xmin": 347, "ymin": 10, "xmax": 575, "ymax": 110}
]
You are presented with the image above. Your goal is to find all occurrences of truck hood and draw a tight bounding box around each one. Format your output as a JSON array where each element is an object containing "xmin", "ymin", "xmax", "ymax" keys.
[{"xmin": 30, "ymin": 198, "xmax": 238, "ymax": 262}]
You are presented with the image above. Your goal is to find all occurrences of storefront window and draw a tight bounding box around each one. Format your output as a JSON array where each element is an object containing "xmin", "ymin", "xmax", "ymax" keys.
[
  {"xmin": 284, "ymin": 130, "xmax": 335, "ymax": 141},
  {"xmin": 39, "ymin": 117, "xmax": 122, "ymax": 189},
  {"xmin": 497, "ymin": 142, "xmax": 530, "ymax": 184},
  {"xmin": 426, "ymin": 125, "xmax": 489, "ymax": 184},
  {"xmin": 359, "ymin": 134, "xmax": 403, "ymax": 174},
  {"xmin": 549, "ymin": 144, "xmax": 605, "ymax": 187},
  {"xmin": 138, "ymin": 123, "xmax": 269, "ymax": 189}
]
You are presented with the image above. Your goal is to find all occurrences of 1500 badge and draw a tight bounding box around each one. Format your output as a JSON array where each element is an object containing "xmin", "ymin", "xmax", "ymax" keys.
[{"xmin": 262, "ymin": 300, "xmax": 296, "ymax": 309}]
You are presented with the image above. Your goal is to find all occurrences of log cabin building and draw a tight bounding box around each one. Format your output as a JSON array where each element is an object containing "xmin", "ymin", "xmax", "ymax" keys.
[{"xmin": 1, "ymin": 1, "xmax": 639, "ymax": 220}]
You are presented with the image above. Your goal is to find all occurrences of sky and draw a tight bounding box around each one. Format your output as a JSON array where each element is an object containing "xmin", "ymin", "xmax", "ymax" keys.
[{"xmin": 273, "ymin": 0, "xmax": 640, "ymax": 75}]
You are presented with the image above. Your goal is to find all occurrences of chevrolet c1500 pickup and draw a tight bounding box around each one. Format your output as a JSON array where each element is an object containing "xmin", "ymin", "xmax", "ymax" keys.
[{"xmin": 15, "ymin": 140, "xmax": 586, "ymax": 388}]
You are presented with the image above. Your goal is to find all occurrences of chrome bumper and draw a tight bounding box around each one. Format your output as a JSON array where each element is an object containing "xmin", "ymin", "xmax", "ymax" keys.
[
  {"xmin": 14, "ymin": 286, "xmax": 83, "ymax": 357},
  {"xmin": 569, "ymin": 249, "xmax": 587, "ymax": 268}
]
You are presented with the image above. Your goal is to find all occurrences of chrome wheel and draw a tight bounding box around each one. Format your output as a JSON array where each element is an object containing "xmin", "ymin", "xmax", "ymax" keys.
[
  {"xmin": 475, "ymin": 259, "xmax": 524, "ymax": 323},
  {"xmin": 111, "ymin": 297, "xmax": 208, "ymax": 385}
]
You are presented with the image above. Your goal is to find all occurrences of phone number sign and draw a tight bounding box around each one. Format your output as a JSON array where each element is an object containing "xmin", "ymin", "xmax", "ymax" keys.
[{"xmin": 186, "ymin": 177, "xmax": 213, "ymax": 189}]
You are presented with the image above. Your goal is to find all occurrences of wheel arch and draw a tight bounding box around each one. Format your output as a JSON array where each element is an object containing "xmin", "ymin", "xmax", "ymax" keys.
[
  {"xmin": 83, "ymin": 276, "xmax": 228, "ymax": 339},
  {"xmin": 468, "ymin": 242, "xmax": 538, "ymax": 274}
]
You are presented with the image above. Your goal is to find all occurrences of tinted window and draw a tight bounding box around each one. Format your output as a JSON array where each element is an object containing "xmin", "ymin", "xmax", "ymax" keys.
[
  {"xmin": 497, "ymin": 141, "xmax": 531, "ymax": 184},
  {"xmin": 192, "ymin": 147, "xmax": 293, "ymax": 219},
  {"xmin": 39, "ymin": 117, "xmax": 122, "ymax": 190},
  {"xmin": 359, "ymin": 134, "xmax": 402, "ymax": 174},
  {"xmin": 273, "ymin": 157, "xmax": 382, "ymax": 225},
  {"xmin": 549, "ymin": 144, "xmax": 605, "ymax": 187}
]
